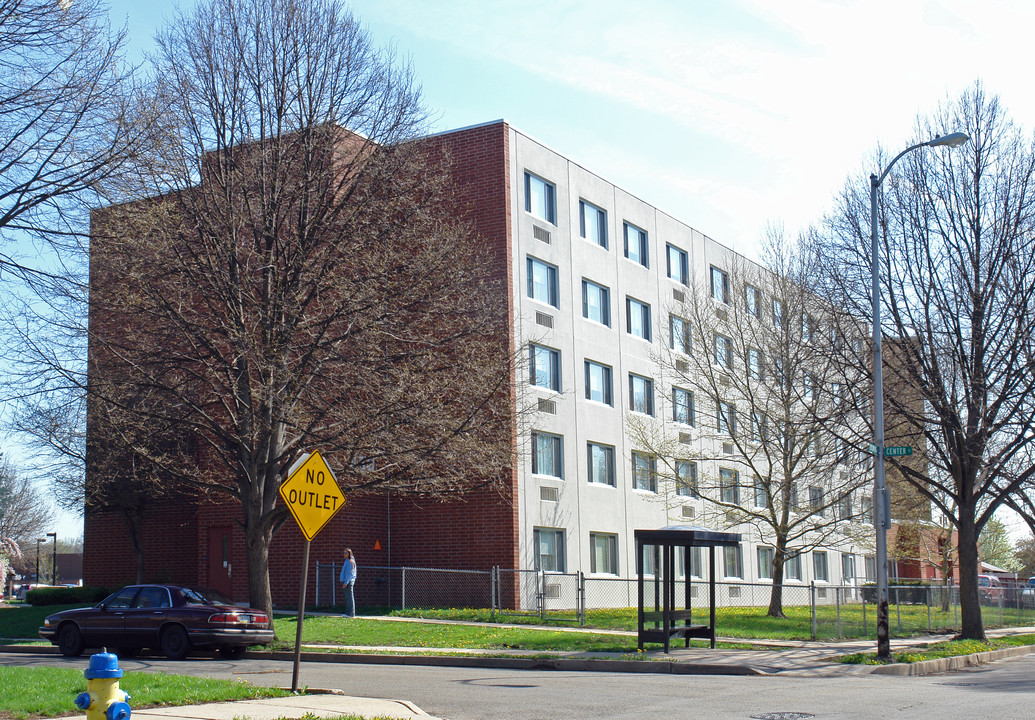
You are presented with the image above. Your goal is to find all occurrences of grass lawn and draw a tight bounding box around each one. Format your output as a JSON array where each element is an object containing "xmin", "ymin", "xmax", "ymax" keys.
[
  {"xmin": 386, "ymin": 603, "xmax": 1035, "ymax": 642},
  {"xmin": 0, "ymin": 603, "xmax": 78, "ymax": 642},
  {"xmin": 0, "ymin": 666, "xmax": 289, "ymax": 719},
  {"xmin": 839, "ymin": 634, "xmax": 1035, "ymax": 664}
]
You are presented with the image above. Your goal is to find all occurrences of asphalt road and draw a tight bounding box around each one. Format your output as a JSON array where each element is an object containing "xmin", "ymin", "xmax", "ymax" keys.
[{"xmin": 5, "ymin": 650, "xmax": 1035, "ymax": 720}]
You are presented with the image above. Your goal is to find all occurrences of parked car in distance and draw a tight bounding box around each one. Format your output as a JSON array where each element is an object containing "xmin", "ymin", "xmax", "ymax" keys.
[
  {"xmin": 39, "ymin": 584, "xmax": 274, "ymax": 660},
  {"xmin": 977, "ymin": 574, "xmax": 1004, "ymax": 604},
  {"xmin": 1020, "ymin": 577, "xmax": 1035, "ymax": 608}
]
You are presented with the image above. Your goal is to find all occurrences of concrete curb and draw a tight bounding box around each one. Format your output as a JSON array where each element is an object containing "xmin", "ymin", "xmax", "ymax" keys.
[{"xmin": 869, "ymin": 643, "xmax": 1035, "ymax": 676}]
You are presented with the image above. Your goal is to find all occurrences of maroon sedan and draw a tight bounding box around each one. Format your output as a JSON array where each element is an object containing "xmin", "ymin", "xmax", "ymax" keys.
[{"xmin": 39, "ymin": 584, "xmax": 274, "ymax": 660}]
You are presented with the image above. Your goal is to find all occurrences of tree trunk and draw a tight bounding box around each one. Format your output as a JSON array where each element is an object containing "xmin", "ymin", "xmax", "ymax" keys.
[
  {"xmin": 956, "ymin": 510, "xmax": 985, "ymax": 640},
  {"xmin": 767, "ymin": 540, "xmax": 788, "ymax": 618},
  {"xmin": 244, "ymin": 517, "xmax": 274, "ymax": 625}
]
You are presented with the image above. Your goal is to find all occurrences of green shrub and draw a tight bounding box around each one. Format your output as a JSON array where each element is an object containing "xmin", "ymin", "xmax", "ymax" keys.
[{"xmin": 26, "ymin": 586, "xmax": 111, "ymax": 606}]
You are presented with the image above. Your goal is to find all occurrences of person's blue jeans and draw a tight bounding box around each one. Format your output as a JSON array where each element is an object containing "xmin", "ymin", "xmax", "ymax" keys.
[{"xmin": 343, "ymin": 581, "xmax": 355, "ymax": 617}]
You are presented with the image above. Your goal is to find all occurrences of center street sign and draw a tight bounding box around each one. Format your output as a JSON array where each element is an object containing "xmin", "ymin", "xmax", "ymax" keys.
[{"xmin": 279, "ymin": 450, "xmax": 346, "ymax": 541}]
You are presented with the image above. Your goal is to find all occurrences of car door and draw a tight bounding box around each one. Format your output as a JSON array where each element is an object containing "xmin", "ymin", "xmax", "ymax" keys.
[
  {"xmin": 83, "ymin": 586, "xmax": 138, "ymax": 647},
  {"xmin": 122, "ymin": 586, "xmax": 171, "ymax": 647}
]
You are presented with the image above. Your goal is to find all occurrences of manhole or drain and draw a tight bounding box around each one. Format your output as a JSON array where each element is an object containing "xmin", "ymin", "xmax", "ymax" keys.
[{"xmin": 750, "ymin": 714, "xmax": 816, "ymax": 720}]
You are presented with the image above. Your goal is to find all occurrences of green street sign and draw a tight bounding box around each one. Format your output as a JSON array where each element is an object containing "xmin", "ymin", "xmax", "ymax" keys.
[{"xmin": 885, "ymin": 446, "xmax": 913, "ymax": 457}]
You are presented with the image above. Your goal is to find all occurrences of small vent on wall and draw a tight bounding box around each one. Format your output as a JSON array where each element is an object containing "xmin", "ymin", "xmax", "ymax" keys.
[
  {"xmin": 540, "ymin": 486, "xmax": 559, "ymax": 502},
  {"xmin": 729, "ymin": 585, "xmax": 742, "ymax": 598},
  {"xmin": 681, "ymin": 505, "xmax": 695, "ymax": 519},
  {"xmin": 673, "ymin": 289, "xmax": 685, "ymax": 303},
  {"xmin": 535, "ymin": 312, "xmax": 554, "ymax": 328},
  {"xmin": 679, "ymin": 432, "xmax": 693, "ymax": 445},
  {"xmin": 533, "ymin": 225, "xmax": 552, "ymax": 244},
  {"xmin": 538, "ymin": 398, "xmax": 557, "ymax": 414},
  {"xmin": 675, "ymin": 359, "xmax": 689, "ymax": 373},
  {"xmin": 817, "ymin": 588, "xmax": 827, "ymax": 600},
  {"xmin": 544, "ymin": 583, "xmax": 561, "ymax": 599},
  {"xmin": 723, "ymin": 442, "xmax": 735, "ymax": 454}
]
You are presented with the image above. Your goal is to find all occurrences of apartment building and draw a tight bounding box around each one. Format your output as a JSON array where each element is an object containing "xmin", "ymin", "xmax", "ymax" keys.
[{"xmin": 85, "ymin": 119, "xmax": 883, "ymax": 605}]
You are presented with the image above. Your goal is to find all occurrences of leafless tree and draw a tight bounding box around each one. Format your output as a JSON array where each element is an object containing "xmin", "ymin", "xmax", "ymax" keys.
[
  {"xmin": 0, "ymin": 0, "xmax": 141, "ymax": 281},
  {"xmin": 816, "ymin": 83, "xmax": 1035, "ymax": 640},
  {"xmin": 87, "ymin": 0, "xmax": 514, "ymax": 618},
  {"xmin": 0, "ymin": 454, "xmax": 52, "ymax": 543},
  {"xmin": 633, "ymin": 228, "xmax": 872, "ymax": 617}
]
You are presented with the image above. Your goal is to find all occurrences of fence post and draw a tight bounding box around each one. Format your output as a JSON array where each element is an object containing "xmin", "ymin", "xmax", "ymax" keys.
[
  {"xmin": 491, "ymin": 567, "xmax": 497, "ymax": 621},
  {"xmin": 895, "ymin": 586, "xmax": 902, "ymax": 634},
  {"xmin": 862, "ymin": 587, "xmax": 867, "ymax": 635},
  {"xmin": 332, "ymin": 562, "xmax": 337, "ymax": 606},
  {"xmin": 538, "ymin": 570, "xmax": 545, "ymax": 621},
  {"xmin": 926, "ymin": 584, "xmax": 932, "ymax": 631},
  {"xmin": 579, "ymin": 571, "xmax": 586, "ymax": 626},
  {"xmin": 401, "ymin": 567, "xmax": 407, "ymax": 610},
  {"xmin": 810, "ymin": 581, "xmax": 817, "ymax": 641},
  {"xmin": 835, "ymin": 585, "xmax": 842, "ymax": 639},
  {"xmin": 315, "ymin": 561, "xmax": 321, "ymax": 608}
]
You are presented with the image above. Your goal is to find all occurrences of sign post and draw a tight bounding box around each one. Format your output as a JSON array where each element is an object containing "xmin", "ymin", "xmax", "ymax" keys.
[{"xmin": 278, "ymin": 450, "xmax": 345, "ymax": 692}]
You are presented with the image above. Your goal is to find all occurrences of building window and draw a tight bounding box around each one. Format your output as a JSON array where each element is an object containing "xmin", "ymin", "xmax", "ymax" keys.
[
  {"xmin": 714, "ymin": 334, "xmax": 733, "ymax": 368},
  {"xmin": 587, "ymin": 442, "xmax": 615, "ymax": 486},
  {"xmin": 629, "ymin": 373, "xmax": 654, "ymax": 416},
  {"xmin": 676, "ymin": 459, "xmax": 697, "ymax": 497},
  {"xmin": 758, "ymin": 547, "xmax": 774, "ymax": 580},
  {"xmin": 789, "ymin": 482, "xmax": 799, "ymax": 511},
  {"xmin": 803, "ymin": 372, "xmax": 816, "ymax": 401},
  {"xmin": 626, "ymin": 297, "xmax": 652, "ymax": 341},
  {"xmin": 579, "ymin": 199, "xmax": 607, "ymax": 248},
  {"xmin": 786, "ymin": 551, "xmax": 802, "ymax": 580},
  {"xmin": 711, "ymin": 266, "xmax": 730, "ymax": 304},
  {"xmin": 750, "ymin": 411, "xmax": 767, "ymax": 443},
  {"xmin": 584, "ymin": 360, "xmax": 613, "ymax": 405},
  {"xmin": 688, "ymin": 546, "xmax": 703, "ymax": 578},
  {"xmin": 582, "ymin": 279, "xmax": 611, "ymax": 326},
  {"xmin": 632, "ymin": 451, "xmax": 657, "ymax": 492},
  {"xmin": 533, "ymin": 527, "xmax": 565, "ymax": 572},
  {"xmin": 672, "ymin": 387, "xmax": 694, "ymax": 425},
  {"xmin": 842, "ymin": 553, "xmax": 856, "ymax": 582},
  {"xmin": 527, "ymin": 257, "xmax": 559, "ymax": 308},
  {"xmin": 623, "ymin": 222, "xmax": 649, "ymax": 267},
  {"xmin": 813, "ymin": 551, "xmax": 829, "ymax": 582},
  {"xmin": 724, "ymin": 545, "xmax": 743, "ymax": 579},
  {"xmin": 524, "ymin": 172, "xmax": 556, "ymax": 224},
  {"xmin": 861, "ymin": 496, "xmax": 873, "ymax": 524},
  {"xmin": 529, "ymin": 344, "xmax": 560, "ymax": 392},
  {"xmin": 864, "ymin": 555, "xmax": 876, "ymax": 582},
  {"xmin": 747, "ymin": 348, "xmax": 764, "ymax": 381},
  {"xmin": 745, "ymin": 285, "xmax": 762, "ymax": 319},
  {"xmin": 590, "ymin": 533, "xmax": 619, "ymax": 574},
  {"xmin": 531, "ymin": 431, "xmax": 563, "ymax": 479},
  {"xmin": 839, "ymin": 493, "xmax": 853, "ymax": 520},
  {"xmin": 667, "ymin": 244, "xmax": 689, "ymax": 285},
  {"xmin": 809, "ymin": 486, "xmax": 824, "ymax": 516},
  {"xmin": 641, "ymin": 544, "xmax": 656, "ymax": 576},
  {"xmin": 720, "ymin": 468, "xmax": 739, "ymax": 505},
  {"xmin": 718, "ymin": 401, "xmax": 736, "ymax": 436},
  {"xmin": 669, "ymin": 315, "xmax": 690, "ymax": 353},
  {"xmin": 753, "ymin": 475, "xmax": 769, "ymax": 508},
  {"xmin": 772, "ymin": 298, "xmax": 783, "ymax": 328}
]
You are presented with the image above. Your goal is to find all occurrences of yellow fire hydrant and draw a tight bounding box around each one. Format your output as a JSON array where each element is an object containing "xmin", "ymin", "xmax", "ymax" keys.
[{"xmin": 74, "ymin": 650, "xmax": 131, "ymax": 720}]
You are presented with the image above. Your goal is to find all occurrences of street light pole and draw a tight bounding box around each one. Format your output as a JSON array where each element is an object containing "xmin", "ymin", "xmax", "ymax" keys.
[
  {"xmin": 870, "ymin": 131, "xmax": 969, "ymax": 660},
  {"xmin": 47, "ymin": 532, "xmax": 57, "ymax": 586},
  {"xmin": 35, "ymin": 538, "xmax": 45, "ymax": 585}
]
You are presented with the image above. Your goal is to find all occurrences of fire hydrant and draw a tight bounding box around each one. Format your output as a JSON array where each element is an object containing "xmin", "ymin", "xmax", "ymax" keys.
[{"xmin": 74, "ymin": 650, "xmax": 131, "ymax": 720}]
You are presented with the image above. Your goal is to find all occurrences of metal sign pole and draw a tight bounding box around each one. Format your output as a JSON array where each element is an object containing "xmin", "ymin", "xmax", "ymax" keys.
[{"xmin": 290, "ymin": 539, "xmax": 311, "ymax": 693}]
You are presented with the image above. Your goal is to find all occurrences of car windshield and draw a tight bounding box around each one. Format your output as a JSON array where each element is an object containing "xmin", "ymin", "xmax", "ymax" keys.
[{"xmin": 183, "ymin": 587, "xmax": 235, "ymax": 606}]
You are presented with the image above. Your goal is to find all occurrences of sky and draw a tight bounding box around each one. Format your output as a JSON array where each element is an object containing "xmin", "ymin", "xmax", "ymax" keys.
[{"xmin": 31, "ymin": 0, "xmax": 1035, "ymax": 541}]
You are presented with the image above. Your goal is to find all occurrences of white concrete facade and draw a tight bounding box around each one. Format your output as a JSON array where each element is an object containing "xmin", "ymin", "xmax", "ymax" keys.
[{"xmin": 505, "ymin": 125, "xmax": 875, "ymax": 594}]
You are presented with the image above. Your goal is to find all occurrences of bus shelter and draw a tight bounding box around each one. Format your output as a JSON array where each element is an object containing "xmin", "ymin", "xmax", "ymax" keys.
[{"xmin": 635, "ymin": 525, "xmax": 741, "ymax": 652}]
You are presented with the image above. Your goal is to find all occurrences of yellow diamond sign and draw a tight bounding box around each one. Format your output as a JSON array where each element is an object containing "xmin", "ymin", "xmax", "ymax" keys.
[{"xmin": 279, "ymin": 450, "xmax": 346, "ymax": 541}]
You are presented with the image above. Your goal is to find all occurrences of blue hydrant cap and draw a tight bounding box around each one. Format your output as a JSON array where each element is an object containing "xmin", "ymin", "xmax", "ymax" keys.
[{"xmin": 84, "ymin": 651, "xmax": 124, "ymax": 679}]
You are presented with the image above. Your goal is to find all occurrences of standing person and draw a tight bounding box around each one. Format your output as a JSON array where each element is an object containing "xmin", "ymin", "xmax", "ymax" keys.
[{"xmin": 339, "ymin": 548, "xmax": 357, "ymax": 618}]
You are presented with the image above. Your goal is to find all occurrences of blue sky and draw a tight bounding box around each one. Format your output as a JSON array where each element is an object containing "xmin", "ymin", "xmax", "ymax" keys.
[{"xmin": 35, "ymin": 0, "xmax": 1035, "ymax": 540}]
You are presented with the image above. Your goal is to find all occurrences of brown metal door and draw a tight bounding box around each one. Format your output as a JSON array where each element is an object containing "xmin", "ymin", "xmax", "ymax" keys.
[{"xmin": 207, "ymin": 527, "xmax": 233, "ymax": 598}]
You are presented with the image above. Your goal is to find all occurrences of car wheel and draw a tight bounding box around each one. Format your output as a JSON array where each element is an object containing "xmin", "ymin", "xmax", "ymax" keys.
[
  {"xmin": 57, "ymin": 624, "xmax": 85, "ymax": 657},
  {"xmin": 218, "ymin": 645, "xmax": 247, "ymax": 660},
  {"xmin": 116, "ymin": 647, "xmax": 140, "ymax": 658},
  {"xmin": 160, "ymin": 625, "xmax": 190, "ymax": 660}
]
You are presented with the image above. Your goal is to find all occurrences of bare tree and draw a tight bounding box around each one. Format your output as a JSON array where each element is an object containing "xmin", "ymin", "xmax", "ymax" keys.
[
  {"xmin": 87, "ymin": 0, "xmax": 514, "ymax": 618},
  {"xmin": 633, "ymin": 228, "xmax": 871, "ymax": 617},
  {"xmin": 817, "ymin": 83, "xmax": 1035, "ymax": 640},
  {"xmin": 0, "ymin": 0, "xmax": 140, "ymax": 280},
  {"xmin": 0, "ymin": 454, "xmax": 52, "ymax": 543}
]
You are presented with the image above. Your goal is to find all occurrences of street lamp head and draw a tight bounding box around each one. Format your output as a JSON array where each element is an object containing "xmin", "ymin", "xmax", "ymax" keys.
[{"xmin": 928, "ymin": 132, "xmax": 970, "ymax": 148}]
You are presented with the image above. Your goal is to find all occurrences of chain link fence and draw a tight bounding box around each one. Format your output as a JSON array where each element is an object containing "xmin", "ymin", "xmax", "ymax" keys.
[{"xmin": 312, "ymin": 562, "xmax": 1035, "ymax": 640}]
